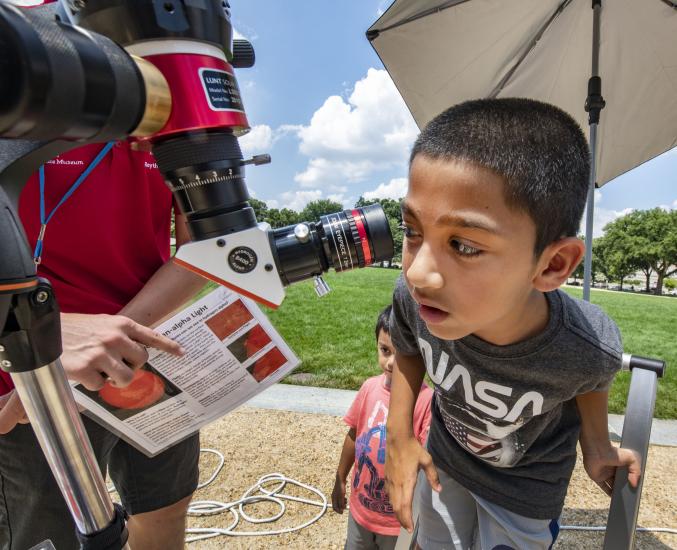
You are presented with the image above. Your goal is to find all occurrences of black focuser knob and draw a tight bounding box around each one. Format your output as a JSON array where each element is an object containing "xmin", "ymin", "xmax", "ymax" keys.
[{"xmin": 231, "ymin": 39, "xmax": 255, "ymax": 68}]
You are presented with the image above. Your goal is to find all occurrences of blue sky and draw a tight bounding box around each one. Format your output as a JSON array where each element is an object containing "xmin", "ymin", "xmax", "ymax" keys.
[{"xmin": 230, "ymin": 0, "xmax": 676, "ymax": 236}]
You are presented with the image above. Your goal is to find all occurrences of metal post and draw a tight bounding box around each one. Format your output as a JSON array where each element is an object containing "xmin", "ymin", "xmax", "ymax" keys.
[
  {"xmin": 583, "ymin": 123, "xmax": 598, "ymax": 301},
  {"xmin": 604, "ymin": 354, "xmax": 665, "ymax": 550},
  {"xmin": 0, "ymin": 190, "xmax": 127, "ymax": 547},
  {"xmin": 12, "ymin": 363, "xmax": 115, "ymax": 534},
  {"xmin": 583, "ymin": 0, "xmax": 604, "ymax": 301}
]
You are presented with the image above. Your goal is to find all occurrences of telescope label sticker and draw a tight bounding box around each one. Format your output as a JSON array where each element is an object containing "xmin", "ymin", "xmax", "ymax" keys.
[{"xmin": 199, "ymin": 68, "xmax": 245, "ymax": 112}]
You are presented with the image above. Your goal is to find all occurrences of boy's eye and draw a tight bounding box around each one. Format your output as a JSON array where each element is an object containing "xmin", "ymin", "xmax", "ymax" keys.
[{"xmin": 451, "ymin": 239, "xmax": 482, "ymax": 257}]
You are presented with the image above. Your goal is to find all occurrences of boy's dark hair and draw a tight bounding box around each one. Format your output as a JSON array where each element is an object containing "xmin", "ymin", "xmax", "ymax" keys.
[
  {"xmin": 409, "ymin": 98, "xmax": 590, "ymax": 255},
  {"xmin": 375, "ymin": 304, "xmax": 392, "ymax": 340}
]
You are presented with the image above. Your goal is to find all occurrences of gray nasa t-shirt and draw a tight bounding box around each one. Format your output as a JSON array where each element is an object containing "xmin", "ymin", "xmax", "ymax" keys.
[{"xmin": 389, "ymin": 276, "xmax": 622, "ymax": 519}]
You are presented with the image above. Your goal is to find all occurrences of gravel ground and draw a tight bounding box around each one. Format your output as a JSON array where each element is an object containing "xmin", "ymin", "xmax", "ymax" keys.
[{"xmin": 186, "ymin": 408, "xmax": 677, "ymax": 549}]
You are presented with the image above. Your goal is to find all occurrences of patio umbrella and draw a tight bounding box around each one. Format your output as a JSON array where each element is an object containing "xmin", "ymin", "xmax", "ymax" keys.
[{"xmin": 367, "ymin": 0, "xmax": 677, "ymax": 301}]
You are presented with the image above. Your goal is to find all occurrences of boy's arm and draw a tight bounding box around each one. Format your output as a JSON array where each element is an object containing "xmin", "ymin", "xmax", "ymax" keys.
[
  {"xmin": 576, "ymin": 390, "xmax": 641, "ymax": 495},
  {"xmin": 331, "ymin": 427, "xmax": 356, "ymax": 514},
  {"xmin": 386, "ymin": 351, "xmax": 441, "ymax": 533}
]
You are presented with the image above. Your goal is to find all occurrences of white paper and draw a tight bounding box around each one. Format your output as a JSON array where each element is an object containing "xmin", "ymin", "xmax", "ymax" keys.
[{"xmin": 72, "ymin": 287, "xmax": 300, "ymax": 456}]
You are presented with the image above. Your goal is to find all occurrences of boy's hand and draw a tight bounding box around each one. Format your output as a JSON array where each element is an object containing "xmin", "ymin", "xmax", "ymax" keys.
[
  {"xmin": 0, "ymin": 390, "xmax": 29, "ymax": 434},
  {"xmin": 582, "ymin": 445, "xmax": 641, "ymax": 496},
  {"xmin": 385, "ymin": 435, "xmax": 441, "ymax": 533},
  {"xmin": 331, "ymin": 473, "xmax": 347, "ymax": 513}
]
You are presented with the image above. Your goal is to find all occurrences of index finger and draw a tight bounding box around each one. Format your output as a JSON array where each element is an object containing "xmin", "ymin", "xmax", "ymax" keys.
[{"xmin": 128, "ymin": 324, "xmax": 185, "ymax": 356}]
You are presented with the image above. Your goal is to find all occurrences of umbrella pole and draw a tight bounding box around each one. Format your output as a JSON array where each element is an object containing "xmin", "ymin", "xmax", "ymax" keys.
[
  {"xmin": 583, "ymin": 127, "xmax": 598, "ymax": 301},
  {"xmin": 583, "ymin": 0, "xmax": 605, "ymax": 301}
]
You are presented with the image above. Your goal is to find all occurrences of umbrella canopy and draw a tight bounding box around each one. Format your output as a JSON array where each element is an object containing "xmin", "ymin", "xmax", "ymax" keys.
[{"xmin": 368, "ymin": 0, "xmax": 677, "ymax": 188}]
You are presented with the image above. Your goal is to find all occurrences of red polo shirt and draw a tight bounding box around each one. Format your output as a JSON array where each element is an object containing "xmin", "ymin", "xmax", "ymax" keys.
[{"xmin": 0, "ymin": 141, "xmax": 173, "ymax": 393}]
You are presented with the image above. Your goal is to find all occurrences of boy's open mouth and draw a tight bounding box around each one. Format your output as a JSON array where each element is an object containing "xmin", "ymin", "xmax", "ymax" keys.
[{"xmin": 418, "ymin": 303, "xmax": 449, "ymax": 324}]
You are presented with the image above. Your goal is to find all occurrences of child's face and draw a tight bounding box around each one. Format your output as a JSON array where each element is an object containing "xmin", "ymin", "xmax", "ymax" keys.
[
  {"xmin": 401, "ymin": 155, "xmax": 545, "ymax": 345},
  {"xmin": 377, "ymin": 329, "xmax": 396, "ymax": 379}
]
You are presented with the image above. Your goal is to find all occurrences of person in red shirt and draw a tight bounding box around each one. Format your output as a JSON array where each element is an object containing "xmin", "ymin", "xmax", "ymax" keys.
[
  {"xmin": 331, "ymin": 305, "xmax": 433, "ymax": 549},
  {"xmin": 0, "ymin": 138, "xmax": 207, "ymax": 549}
]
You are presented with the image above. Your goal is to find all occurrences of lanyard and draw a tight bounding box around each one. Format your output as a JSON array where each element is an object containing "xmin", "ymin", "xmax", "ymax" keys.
[{"xmin": 34, "ymin": 142, "xmax": 115, "ymax": 265}]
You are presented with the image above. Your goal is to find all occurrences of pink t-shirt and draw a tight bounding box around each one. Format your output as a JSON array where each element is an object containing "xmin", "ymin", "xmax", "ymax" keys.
[{"xmin": 344, "ymin": 374, "xmax": 433, "ymax": 536}]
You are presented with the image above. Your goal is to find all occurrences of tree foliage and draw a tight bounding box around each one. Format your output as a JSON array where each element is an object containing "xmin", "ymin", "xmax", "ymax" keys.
[
  {"xmin": 599, "ymin": 208, "xmax": 677, "ymax": 294},
  {"xmin": 298, "ymin": 199, "xmax": 344, "ymax": 222}
]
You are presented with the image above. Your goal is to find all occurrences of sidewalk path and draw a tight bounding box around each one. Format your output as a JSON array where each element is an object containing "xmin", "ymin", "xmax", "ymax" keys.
[{"xmin": 247, "ymin": 383, "xmax": 677, "ymax": 447}]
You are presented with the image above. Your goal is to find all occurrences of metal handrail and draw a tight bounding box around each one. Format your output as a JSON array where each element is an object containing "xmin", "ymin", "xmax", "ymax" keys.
[{"xmin": 603, "ymin": 354, "xmax": 666, "ymax": 550}]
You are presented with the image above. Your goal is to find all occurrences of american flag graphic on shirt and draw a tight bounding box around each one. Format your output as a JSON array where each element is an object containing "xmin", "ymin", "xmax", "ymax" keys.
[{"xmin": 436, "ymin": 392, "xmax": 528, "ymax": 467}]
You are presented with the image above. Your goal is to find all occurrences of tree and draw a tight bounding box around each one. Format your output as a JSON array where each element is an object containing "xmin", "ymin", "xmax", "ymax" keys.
[
  {"xmin": 248, "ymin": 197, "xmax": 269, "ymax": 222},
  {"xmin": 298, "ymin": 199, "xmax": 344, "ymax": 223},
  {"xmin": 265, "ymin": 208, "xmax": 300, "ymax": 228},
  {"xmin": 603, "ymin": 209, "xmax": 677, "ymax": 294},
  {"xmin": 572, "ymin": 235, "xmax": 586, "ymax": 282},
  {"xmin": 593, "ymin": 236, "xmax": 614, "ymax": 284},
  {"xmin": 593, "ymin": 235, "xmax": 635, "ymax": 289}
]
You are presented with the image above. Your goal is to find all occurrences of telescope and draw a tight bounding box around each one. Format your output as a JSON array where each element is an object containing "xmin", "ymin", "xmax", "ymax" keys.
[{"xmin": 0, "ymin": 1, "xmax": 394, "ymax": 547}]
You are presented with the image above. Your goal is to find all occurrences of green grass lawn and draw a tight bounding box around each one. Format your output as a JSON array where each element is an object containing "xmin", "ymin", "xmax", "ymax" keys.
[
  {"xmin": 252, "ymin": 269, "xmax": 676, "ymax": 419},
  {"xmin": 564, "ymin": 286, "xmax": 676, "ymax": 419}
]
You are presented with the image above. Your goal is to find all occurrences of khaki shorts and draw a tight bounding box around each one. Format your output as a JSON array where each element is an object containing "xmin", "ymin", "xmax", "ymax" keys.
[
  {"xmin": 0, "ymin": 416, "xmax": 199, "ymax": 550},
  {"xmin": 416, "ymin": 468, "xmax": 560, "ymax": 550}
]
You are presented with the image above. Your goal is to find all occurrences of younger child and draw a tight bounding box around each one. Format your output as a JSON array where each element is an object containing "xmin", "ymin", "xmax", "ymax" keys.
[
  {"xmin": 332, "ymin": 305, "xmax": 433, "ymax": 550},
  {"xmin": 385, "ymin": 98, "xmax": 641, "ymax": 549}
]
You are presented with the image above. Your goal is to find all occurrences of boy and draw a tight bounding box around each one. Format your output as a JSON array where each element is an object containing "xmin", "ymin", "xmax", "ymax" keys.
[
  {"xmin": 332, "ymin": 305, "xmax": 433, "ymax": 549},
  {"xmin": 385, "ymin": 98, "xmax": 641, "ymax": 549}
]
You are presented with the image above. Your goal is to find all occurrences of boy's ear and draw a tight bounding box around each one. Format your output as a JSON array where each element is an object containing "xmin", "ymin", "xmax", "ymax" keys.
[{"xmin": 533, "ymin": 237, "xmax": 586, "ymax": 292}]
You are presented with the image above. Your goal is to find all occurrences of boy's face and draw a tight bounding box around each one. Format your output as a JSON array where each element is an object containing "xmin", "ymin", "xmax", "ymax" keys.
[
  {"xmin": 377, "ymin": 329, "xmax": 396, "ymax": 380},
  {"xmin": 402, "ymin": 155, "xmax": 545, "ymax": 344}
]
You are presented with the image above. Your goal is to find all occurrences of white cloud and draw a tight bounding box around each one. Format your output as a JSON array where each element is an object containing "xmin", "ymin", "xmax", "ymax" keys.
[
  {"xmin": 581, "ymin": 190, "xmax": 633, "ymax": 237},
  {"xmin": 266, "ymin": 199, "xmax": 279, "ymax": 209},
  {"xmin": 583, "ymin": 205, "xmax": 634, "ymax": 237},
  {"xmin": 294, "ymin": 158, "xmax": 393, "ymax": 187},
  {"xmin": 232, "ymin": 23, "xmax": 258, "ymax": 43},
  {"xmin": 238, "ymin": 124, "xmax": 273, "ymax": 155},
  {"xmin": 327, "ymin": 193, "xmax": 349, "ymax": 207},
  {"xmin": 376, "ymin": 0, "xmax": 390, "ymax": 16},
  {"xmin": 279, "ymin": 189, "xmax": 323, "ymax": 212},
  {"xmin": 363, "ymin": 177, "xmax": 408, "ymax": 200},
  {"xmin": 673, "ymin": 199, "xmax": 677, "ymax": 209},
  {"xmin": 291, "ymin": 68, "xmax": 418, "ymax": 187}
]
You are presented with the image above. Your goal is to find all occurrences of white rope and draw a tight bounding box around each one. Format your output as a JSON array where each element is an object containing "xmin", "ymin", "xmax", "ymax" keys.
[
  {"xmin": 560, "ymin": 525, "xmax": 677, "ymax": 534},
  {"xmin": 106, "ymin": 449, "xmax": 676, "ymax": 542},
  {"xmin": 196, "ymin": 448, "xmax": 224, "ymax": 489},
  {"xmin": 185, "ymin": 449, "xmax": 327, "ymax": 543}
]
